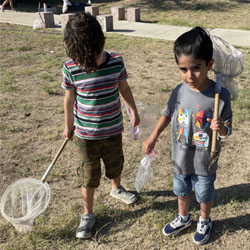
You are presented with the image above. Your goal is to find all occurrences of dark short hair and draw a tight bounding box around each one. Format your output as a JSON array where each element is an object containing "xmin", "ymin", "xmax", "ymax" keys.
[
  {"xmin": 174, "ymin": 27, "xmax": 213, "ymax": 65},
  {"xmin": 64, "ymin": 13, "xmax": 105, "ymax": 73}
]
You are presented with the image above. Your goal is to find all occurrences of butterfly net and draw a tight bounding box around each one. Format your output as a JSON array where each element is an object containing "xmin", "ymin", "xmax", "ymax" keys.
[
  {"xmin": 211, "ymin": 35, "xmax": 244, "ymax": 99},
  {"xmin": 0, "ymin": 178, "xmax": 51, "ymax": 233}
]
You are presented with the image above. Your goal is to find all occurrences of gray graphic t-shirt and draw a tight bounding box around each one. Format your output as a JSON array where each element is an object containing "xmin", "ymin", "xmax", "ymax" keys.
[{"xmin": 162, "ymin": 82, "xmax": 232, "ymax": 176}]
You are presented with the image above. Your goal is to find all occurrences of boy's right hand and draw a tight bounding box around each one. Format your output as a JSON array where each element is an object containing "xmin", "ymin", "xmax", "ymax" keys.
[
  {"xmin": 63, "ymin": 127, "xmax": 74, "ymax": 140},
  {"xmin": 131, "ymin": 110, "xmax": 140, "ymax": 127},
  {"xmin": 142, "ymin": 136, "xmax": 156, "ymax": 155}
]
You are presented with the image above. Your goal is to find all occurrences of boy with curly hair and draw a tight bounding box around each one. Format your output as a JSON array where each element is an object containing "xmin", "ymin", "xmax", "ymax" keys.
[{"xmin": 62, "ymin": 13, "xmax": 140, "ymax": 239}]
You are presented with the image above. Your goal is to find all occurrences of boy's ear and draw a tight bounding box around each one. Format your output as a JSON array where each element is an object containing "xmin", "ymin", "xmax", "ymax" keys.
[{"xmin": 207, "ymin": 58, "xmax": 214, "ymax": 70}]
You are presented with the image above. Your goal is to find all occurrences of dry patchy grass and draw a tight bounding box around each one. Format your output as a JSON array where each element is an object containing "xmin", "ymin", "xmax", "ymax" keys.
[{"xmin": 0, "ymin": 23, "xmax": 250, "ymax": 250}]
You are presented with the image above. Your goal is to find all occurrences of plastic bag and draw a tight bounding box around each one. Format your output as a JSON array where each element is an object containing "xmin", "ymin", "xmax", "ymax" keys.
[
  {"xmin": 136, "ymin": 102, "xmax": 161, "ymax": 140},
  {"xmin": 125, "ymin": 103, "xmax": 141, "ymax": 139},
  {"xmin": 33, "ymin": 13, "xmax": 45, "ymax": 30},
  {"xmin": 124, "ymin": 101, "xmax": 161, "ymax": 140},
  {"xmin": 134, "ymin": 150, "xmax": 156, "ymax": 193}
]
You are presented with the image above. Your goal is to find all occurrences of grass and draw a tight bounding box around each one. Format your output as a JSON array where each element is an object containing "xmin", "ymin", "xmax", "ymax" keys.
[
  {"xmin": 42, "ymin": 82, "xmax": 62, "ymax": 95},
  {"xmin": 0, "ymin": 74, "xmax": 16, "ymax": 92},
  {"xmin": 0, "ymin": 14, "xmax": 250, "ymax": 250}
]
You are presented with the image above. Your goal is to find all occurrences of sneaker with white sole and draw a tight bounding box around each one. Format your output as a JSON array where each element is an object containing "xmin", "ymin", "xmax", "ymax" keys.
[
  {"xmin": 162, "ymin": 214, "xmax": 191, "ymax": 236},
  {"xmin": 76, "ymin": 214, "xmax": 95, "ymax": 239},
  {"xmin": 110, "ymin": 185, "xmax": 137, "ymax": 204},
  {"xmin": 193, "ymin": 217, "xmax": 212, "ymax": 245}
]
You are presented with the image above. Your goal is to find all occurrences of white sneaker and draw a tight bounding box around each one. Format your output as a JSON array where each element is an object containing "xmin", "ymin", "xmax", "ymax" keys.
[
  {"xmin": 76, "ymin": 214, "xmax": 95, "ymax": 239},
  {"xmin": 110, "ymin": 185, "xmax": 137, "ymax": 204}
]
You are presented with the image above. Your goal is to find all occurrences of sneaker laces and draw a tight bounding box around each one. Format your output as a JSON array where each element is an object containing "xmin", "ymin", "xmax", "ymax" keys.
[
  {"xmin": 79, "ymin": 215, "xmax": 93, "ymax": 229},
  {"xmin": 115, "ymin": 186, "xmax": 133, "ymax": 197},
  {"xmin": 197, "ymin": 220, "xmax": 209, "ymax": 234},
  {"xmin": 170, "ymin": 215, "xmax": 184, "ymax": 228}
]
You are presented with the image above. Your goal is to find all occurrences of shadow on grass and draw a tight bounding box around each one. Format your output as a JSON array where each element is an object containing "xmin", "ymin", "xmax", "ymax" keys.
[
  {"xmin": 12, "ymin": 183, "xmax": 247, "ymax": 244},
  {"xmin": 92, "ymin": 183, "xmax": 249, "ymax": 240},
  {"xmin": 213, "ymin": 183, "xmax": 250, "ymax": 206},
  {"xmin": 209, "ymin": 214, "xmax": 250, "ymax": 243}
]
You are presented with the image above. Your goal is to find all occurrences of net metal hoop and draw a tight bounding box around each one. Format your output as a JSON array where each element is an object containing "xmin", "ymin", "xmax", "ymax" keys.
[{"xmin": 0, "ymin": 178, "xmax": 51, "ymax": 225}]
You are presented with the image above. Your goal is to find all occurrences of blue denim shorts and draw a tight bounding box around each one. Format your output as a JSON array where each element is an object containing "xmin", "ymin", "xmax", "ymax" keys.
[{"xmin": 173, "ymin": 173, "xmax": 216, "ymax": 203}]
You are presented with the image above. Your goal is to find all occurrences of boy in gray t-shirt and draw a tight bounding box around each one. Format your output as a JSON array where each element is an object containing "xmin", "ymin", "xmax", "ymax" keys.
[{"xmin": 143, "ymin": 27, "xmax": 232, "ymax": 245}]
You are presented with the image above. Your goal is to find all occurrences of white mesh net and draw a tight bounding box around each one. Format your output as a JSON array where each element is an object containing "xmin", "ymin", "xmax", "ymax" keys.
[
  {"xmin": 0, "ymin": 178, "xmax": 51, "ymax": 233},
  {"xmin": 211, "ymin": 35, "xmax": 244, "ymax": 99},
  {"xmin": 0, "ymin": 139, "xmax": 68, "ymax": 233}
]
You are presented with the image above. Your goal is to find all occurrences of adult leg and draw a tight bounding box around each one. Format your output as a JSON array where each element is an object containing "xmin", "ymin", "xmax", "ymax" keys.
[
  {"xmin": 1, "ymin": 0, "xmax": 14, "ymax": 11},
  {"xmin": 1, "ymin": 0, "xmax": 8, "ymax": 11},
  {"xmin": 9, "ymin": 0, "xmax": 14, "ymax": 10}
]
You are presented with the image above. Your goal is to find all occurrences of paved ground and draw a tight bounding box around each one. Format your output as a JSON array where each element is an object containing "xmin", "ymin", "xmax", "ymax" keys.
[{"xmin": 1, "ymin": 10, "xmax": 250, "ymax": 47}]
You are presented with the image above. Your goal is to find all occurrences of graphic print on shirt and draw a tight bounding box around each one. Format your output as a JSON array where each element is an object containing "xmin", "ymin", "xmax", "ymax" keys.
[
  {"xmin": 177, "ymin": 108, "xmax": 189, "ymax": 145},
  {"xmin": 178, "ymin": 108, "xmax": 189, "ymax": 127},
  {"xmin": 192, "ymin": 109, "xmax": 211, "ymax": 148},
  {"xmin": 177, "ymin": 127, "xmax": 188, "ymax": 145}
]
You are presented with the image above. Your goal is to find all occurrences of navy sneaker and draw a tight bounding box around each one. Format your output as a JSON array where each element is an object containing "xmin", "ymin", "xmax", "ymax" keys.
[
  {"xmin": 193, "ymin": 217, "xmax": 212, "ymax": 245},
  {"xmin": 162, "ymin": 214, "xmax": 191, "ymax": 236}
]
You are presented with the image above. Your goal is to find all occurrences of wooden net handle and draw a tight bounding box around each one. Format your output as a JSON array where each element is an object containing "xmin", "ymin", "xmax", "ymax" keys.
[{"xmin": 211, "ymin": 92, "xmax": 219, "ymax": 158}]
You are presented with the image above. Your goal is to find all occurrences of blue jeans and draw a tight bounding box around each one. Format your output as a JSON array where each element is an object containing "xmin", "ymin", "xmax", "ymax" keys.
[{"xmin": 173, "ymin": 173, "xmax": 216, "ymax": 203}]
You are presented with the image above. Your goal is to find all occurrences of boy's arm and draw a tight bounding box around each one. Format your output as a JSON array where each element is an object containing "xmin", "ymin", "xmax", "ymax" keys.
[
  {"xmin": 143, "ymin": 115, "xmax": 171, "ymax": 154},
  {"xmin": 63, "ymin": 89, "xmax": 76, "ymax": 139},
  {"xmin": 118, "ymin": 79, "xmax": 140, "ymax": 126}
]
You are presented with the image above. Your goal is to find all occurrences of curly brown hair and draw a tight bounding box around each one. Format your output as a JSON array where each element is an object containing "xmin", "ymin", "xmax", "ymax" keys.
[{"xmin": 64, "ymin": 13, "xmax": 105, "ymax": 73}]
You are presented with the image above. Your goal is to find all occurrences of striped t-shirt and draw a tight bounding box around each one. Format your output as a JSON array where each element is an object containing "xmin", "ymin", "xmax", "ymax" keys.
[{"xmin": 62, "ymin": 52, "xmax": 128, "ymax": 140}]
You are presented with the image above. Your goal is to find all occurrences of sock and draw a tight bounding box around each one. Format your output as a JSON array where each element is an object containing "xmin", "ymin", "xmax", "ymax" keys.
[
  {"xmin": 179, "ymin": 214, "xmax": 189, "ymax": 222},
  {"xmin": 84, "ymin": 213, "xmax": 94, "ymax": 219},
  {"xmin": 199, "ymin": 216, "xmax": 209, "ymax": 223}
]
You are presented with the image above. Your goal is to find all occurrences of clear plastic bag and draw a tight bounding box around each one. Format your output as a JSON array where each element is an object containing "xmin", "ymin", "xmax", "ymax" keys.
[
  {"xmin": 125, "ymin": 103, "xmax": 141, "ymax": 139},
  {"xmin": 134, "ymin": 150, "xmax": 156, "ymax": 193},
  {"xmin": 125, "ymin": 102, "xmax": 161, "ymax": 140},
  {"xmin": 33, "ymin": 13, "xmax": 45, "ymax": 30},
  {"xmin": 136, "ymin": 102, "xmax": 161, "ymax": 140}
]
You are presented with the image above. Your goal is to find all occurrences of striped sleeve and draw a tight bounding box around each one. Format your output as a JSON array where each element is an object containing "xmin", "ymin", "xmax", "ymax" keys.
[
  {"xmin": 61, "ymin": 62, "xmax": 75, "ymax": 90},
  {"xmin": 118, "ymin": 57, "xmax": 128, "ymax": 81}
]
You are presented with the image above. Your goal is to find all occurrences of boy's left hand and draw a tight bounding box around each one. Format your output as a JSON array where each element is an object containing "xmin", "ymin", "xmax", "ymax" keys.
[{"xmin": 207, "ymin": 117, "xmax": 226, "ymax": 135}]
